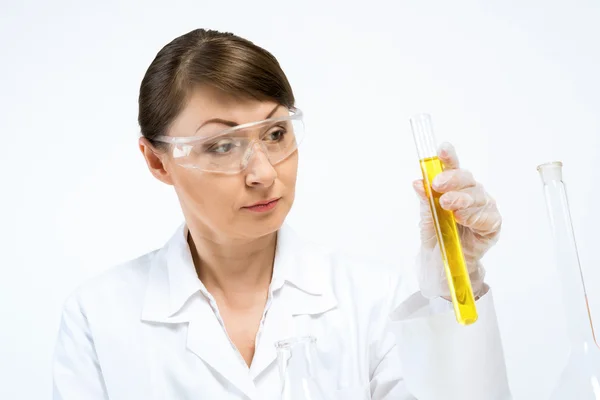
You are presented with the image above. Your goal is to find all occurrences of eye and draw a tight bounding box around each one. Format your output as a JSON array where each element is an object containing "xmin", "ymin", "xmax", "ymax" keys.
[
  {"xmin": 264, "ymin": 127, "xmax": 287, "ymax": 142},
  {"xmin": 206, "ymin": 139, "xmax": 239, "ymax": 154}
]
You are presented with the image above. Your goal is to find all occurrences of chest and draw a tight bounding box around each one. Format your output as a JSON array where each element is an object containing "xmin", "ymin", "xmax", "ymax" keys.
[
  {"xmin": 93, "ymin": 292, "xmax": 372, "ymax": 400},
  {"xmin": 217, "ymin": 301, "xmax": 267, "ymax": 366}
]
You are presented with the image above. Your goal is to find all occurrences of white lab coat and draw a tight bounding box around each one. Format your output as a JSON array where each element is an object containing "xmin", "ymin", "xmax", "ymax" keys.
[{"xmin": 52, "ymin": 224, "xmax": 511, "ymax": 400}]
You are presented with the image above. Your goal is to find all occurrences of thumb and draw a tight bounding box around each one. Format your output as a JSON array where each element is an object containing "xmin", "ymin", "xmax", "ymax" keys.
[
  {"xmin": 413, "ymin": 179, "xmax": 437, "ymax": 248},
  {"xmin": 412, "ymin": 179, "xmax": 428, "ymax": 203}
]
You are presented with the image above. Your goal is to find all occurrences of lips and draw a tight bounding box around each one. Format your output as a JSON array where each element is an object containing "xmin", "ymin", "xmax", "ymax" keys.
[
  {"xmin": 245, "ymin": 198, "xmax": 280, "ymax": 208},
  {"xmin": 243, "ymin": 198, "xmax": 280, "ymax": 212}
]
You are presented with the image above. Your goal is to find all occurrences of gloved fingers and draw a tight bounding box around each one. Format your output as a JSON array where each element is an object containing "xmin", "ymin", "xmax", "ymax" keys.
[
  {"xmin": 438, "ymin": 142, "xmax": 460, "ymax": 170},
  {"xmin": 432, "ymin": 169, "xmax": 476, "ymax": 193},
  {"xmin": 439, "ymin": 184, "xmax": 487, "ymax": 211},
  {"xmin": 439, "ymin": 191, "xmax": 475, "ymax": 211},
  {"xmin": 454, "ymin": 200, "xmax": 502, "ymax": 237},
  {"xmin": 412, "ymin": 179, "xmax": 428, "ymax": 203}
]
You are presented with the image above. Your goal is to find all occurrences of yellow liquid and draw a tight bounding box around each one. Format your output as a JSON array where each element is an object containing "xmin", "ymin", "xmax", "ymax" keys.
[{"xmin": 420, "ymin": 156, "xmax": 478, "ymax": 325}]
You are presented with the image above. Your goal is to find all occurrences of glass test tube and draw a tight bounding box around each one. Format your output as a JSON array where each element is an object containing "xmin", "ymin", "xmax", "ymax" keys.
[
  {"xmin": 410, "ymin": 113, "xmax": 478, "ymax": 325},
  {"xmin": 276, "ymin": 336, "xmax": 329, "ymax": 400},
  {"xmin": 538, "ymin": 162, "xmax": 599, "ymax": 349},
  {"xmin": 538, "ymin": 161, "xmax": 600, "ymax": 399}
]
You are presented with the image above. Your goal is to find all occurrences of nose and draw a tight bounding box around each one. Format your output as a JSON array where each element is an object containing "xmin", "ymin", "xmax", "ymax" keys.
[{"xmin": 244, "ymin": 142, "xmax": 277, "ymax": 188}]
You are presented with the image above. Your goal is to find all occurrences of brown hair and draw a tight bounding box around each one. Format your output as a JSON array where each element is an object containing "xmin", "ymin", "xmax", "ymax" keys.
[{"xmin": 138, "ymin": 29, "xmax": 295, "ymax": 147}]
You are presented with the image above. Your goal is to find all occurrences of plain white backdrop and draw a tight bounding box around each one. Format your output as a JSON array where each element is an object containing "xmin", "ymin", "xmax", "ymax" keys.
[{"xmin": 1, "ymin": 0, "xmax": 599, "ymax": 398}]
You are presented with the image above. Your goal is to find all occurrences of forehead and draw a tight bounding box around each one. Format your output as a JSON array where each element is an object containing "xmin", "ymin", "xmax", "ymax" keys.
[{"xmin": 169, "ymin": 85, "xmax": 284, "ymax": 137}]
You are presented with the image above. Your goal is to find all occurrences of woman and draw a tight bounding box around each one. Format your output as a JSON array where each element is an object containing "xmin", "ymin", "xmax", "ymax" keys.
[{"xmin": 52, "ymin": 29, "xmax": 511, "ymax": 399}]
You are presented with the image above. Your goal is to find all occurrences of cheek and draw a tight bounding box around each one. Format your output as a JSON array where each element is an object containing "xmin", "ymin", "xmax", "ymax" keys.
[
  {"xmin": 277, "ymin": 152, "xmax": 299, "ymax": 188},
  {"xmin": 172, "ymin": 170, "xmax": 240, "ymax": 212}
]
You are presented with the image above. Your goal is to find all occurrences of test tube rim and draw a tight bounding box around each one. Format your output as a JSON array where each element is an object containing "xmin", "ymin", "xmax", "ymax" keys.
[{"xmin": 537, "ymin": 161, "xmax": 563, "ymax": 172}]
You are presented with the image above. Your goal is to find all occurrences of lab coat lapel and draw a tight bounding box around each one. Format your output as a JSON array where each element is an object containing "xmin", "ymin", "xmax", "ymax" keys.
[
  {"xmin": 141, "ymin": 225, "xmax": 259, "ymax": 399},
  {"xmin": 249, "ymin": 225, "xmax": 338, "ymax": 379},
  {"xmin": 248, "ymin": 292, "xmax": 294, "ymax": 380},
  {"xmin": 186, "ymin": 304, "xmax": 259, "ymax": 399}
]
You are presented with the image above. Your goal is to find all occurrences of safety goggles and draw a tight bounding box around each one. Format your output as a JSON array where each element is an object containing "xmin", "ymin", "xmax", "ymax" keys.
[{"xmin": 153, "ymin": 108, "xmax": 304, "ymax": 174}]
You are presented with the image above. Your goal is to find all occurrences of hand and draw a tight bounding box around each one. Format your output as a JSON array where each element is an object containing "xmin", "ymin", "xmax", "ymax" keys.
[{"xmin": 413, "ymin": 142, "xmax": 502, "ymax": 299}]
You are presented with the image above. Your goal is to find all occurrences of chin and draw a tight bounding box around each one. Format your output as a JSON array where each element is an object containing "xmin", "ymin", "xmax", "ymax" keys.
[{"xmin": 239, "ymin": 205, "xmax": 290, "ymax": 239}]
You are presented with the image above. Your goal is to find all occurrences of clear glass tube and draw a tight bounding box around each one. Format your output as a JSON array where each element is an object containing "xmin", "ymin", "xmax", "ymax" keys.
[
  {"xmin": 276, "ymin": 336, "xmax": 330, "ymax": 400},
  {"xmin": 538, "ymin": 161, "xmax": 600, "ymax": 399},
  {"xmin": 410, "ymin": 113, "xmax": 478, "ymax": 325}
]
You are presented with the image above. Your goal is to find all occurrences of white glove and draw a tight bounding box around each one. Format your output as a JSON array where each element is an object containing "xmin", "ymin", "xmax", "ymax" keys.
[{"xmin": 413, "ymin": 142, "xmax": 502, "ymax": 299}]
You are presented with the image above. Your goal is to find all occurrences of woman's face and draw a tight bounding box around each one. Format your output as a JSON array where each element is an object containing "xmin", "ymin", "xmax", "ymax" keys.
[{"xmin": 142, "ymin": 85, "xmax": 298, "ymax": 241}]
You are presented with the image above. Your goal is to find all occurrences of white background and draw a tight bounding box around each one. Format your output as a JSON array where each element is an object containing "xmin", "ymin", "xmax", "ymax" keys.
[{"xmin": 1, "ymin": 0, "xmax": 599, "ymax": 398}]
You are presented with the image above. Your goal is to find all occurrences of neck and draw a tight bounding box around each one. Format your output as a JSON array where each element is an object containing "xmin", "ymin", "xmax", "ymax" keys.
[{"xmin": 186, "ymin": 222, "xmax": 277, "ymax": 306}]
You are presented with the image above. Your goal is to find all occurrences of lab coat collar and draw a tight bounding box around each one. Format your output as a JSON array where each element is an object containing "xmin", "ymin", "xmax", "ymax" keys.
[
  {"xmin": 270, "ymin": 222, "xmax": 332, "ymax": 297},
  {"xmin": 140, "ymin": 224, "xmax": 202, "ymax": 323},
  {"xmin": 140, "ymin": 223, "xmax": 337, "ymax": 399},
  {"xmin": 141, "ymin": 222, "xmax": 337, "ymax": 322}
]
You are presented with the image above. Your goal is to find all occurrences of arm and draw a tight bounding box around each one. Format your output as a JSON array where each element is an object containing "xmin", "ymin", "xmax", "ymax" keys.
[
  {"xmin": 369, "ymin": 267, "xmax": 512, "ymax": 400},
  {"xmin": 388, "ymin": 141, "xmax": 512, "ymax": 398},
  {"xmin": 389, "ymin": 275, "xmax": 512, "ymax": 400},
  {"xmin": 52, "ymin": 294, "xmax": 109, "ymax": 400}
]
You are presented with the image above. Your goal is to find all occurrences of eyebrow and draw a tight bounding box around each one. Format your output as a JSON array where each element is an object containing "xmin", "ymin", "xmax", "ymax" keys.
[{"xmin": 195, "ymin": 104, "xmax": 282, "ymax": 133}]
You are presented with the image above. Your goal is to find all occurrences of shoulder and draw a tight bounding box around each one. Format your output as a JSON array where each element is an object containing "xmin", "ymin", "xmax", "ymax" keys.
[
  {"xmin": 329, "ymin": 251, "xmax": 399, "ymax": 292},
  {"xmin": 295, "ymin": 232, "xmax": 403, "ymax": 301},
  {"xmin": 292, "ymin": 230, "xmax": 416, "ymax": 310},
  {"xmin": 61, "ymin": 249, "xmax": 161, "ymax": 318},
  {"xmin": 284, "ymin": 225, "xmax": 398, "ymax": 283}
]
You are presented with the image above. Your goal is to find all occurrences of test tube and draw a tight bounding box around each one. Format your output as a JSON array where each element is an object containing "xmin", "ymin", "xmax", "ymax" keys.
[
  {"xmin": 410, "ymin": 113, "xmax": 478, "ymax": 325},
  {"xmin": 538, "ymin": 162, "xmax": 600, "ymax": 398},
  {"xmin": 538, "ymin": 162, "xmax": 598, "ymax": 348}
]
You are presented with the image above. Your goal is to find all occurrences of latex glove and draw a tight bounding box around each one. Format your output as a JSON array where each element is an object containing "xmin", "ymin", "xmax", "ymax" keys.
[{"xmin": 413, "ymin": 142, "xmax": 502, "ymax": 299}]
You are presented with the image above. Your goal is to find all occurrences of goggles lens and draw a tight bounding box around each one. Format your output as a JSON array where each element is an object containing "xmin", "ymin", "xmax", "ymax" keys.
[{"xmin": 156, "ymin": 110, "xmax": 304, "ymax": 173}]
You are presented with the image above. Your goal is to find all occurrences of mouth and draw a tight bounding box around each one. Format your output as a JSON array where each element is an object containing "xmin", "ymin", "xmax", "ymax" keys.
[{"xmin": 243, "ymin": 198, "xmax": 281, "ymax": 212}]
